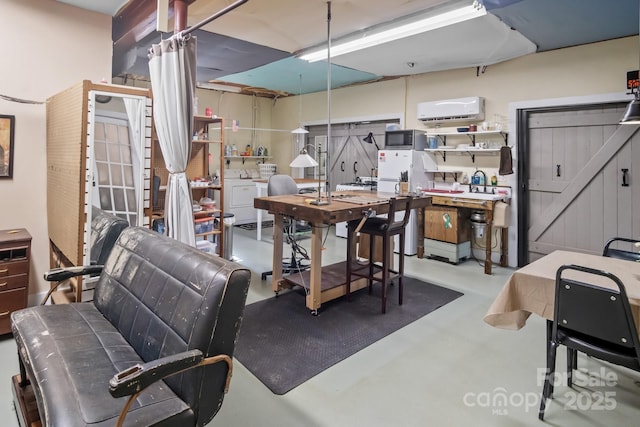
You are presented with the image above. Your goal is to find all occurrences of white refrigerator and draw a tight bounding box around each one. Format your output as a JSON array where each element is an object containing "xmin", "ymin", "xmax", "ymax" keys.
[{"xmin": 376, "ymin": 149, "xmax": 432, "ymax": 255}]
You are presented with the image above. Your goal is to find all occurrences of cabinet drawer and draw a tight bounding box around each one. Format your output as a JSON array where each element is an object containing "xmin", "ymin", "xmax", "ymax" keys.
[
  {"xmin": 0, "ymin": 260, "xmax": 29, "ymax": 277},
  {"xmin": 0, "ymin": 287, "xmax": 27, "ymax": 335},
  {"xmin": 0, "ymin": 274, "xmax": 28, "ymax": 291},
  {"xmin": 230, "ymin": 184, "xmax": 257, "ymax": 207}
]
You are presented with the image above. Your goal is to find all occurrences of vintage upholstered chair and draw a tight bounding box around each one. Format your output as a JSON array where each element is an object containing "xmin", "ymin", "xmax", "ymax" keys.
[
  {"xmin": 261, "ymin": 174, "xmax": 310, "ymax": 280},
  {"xmin": 602, "ymin": 237, "xmax": 640, "ymax": 262},
  {"xmin": 538, "ymin": 264, "xmax": 640, "ymax": 420},
  {"xmin": 345, "ymin": 196, "xmax": 413, "ymax": 314}
]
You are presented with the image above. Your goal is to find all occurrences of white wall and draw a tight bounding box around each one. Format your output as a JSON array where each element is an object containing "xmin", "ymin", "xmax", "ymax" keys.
[{"xmin": 0, "ymin": 0, "xmax": 112, "ymax": 299}]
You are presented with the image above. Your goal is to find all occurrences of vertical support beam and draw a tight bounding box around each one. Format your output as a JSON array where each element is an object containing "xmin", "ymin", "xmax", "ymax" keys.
[{"xmin": 174, "ymin": 0, "xmax": 188, "ymax": 32}]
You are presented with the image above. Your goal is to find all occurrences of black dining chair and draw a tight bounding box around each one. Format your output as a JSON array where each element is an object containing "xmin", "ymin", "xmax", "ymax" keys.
[
  {"xmin": 345, "ymin": 196, "xmax": 413, "ymax": 314},
  {"xmin": 602, "ymin": 237, "xmax": 640, "ymax": 262},
  {"xmin": 538, "ymin": 264, "xmax": 640, "ymax": 420}
]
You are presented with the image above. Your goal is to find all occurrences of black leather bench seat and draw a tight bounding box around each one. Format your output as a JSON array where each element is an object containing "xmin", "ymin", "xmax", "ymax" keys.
[
  {"xmin": 12, "ymin": 304, "xmax": 192, "ymax": 427},
  {"xmin": 11, "ymin": 227, "xmax": 251, "ymax": 427}
]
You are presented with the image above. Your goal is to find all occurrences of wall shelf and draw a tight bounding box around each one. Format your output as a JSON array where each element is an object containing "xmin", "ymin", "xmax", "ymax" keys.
[
  {"xmin": 425, "ymin": 169, "xmax": 464, "ymax": 181},
  {"xmin": 193, "ymin": 139, "xmax": 223, "ymax": 144},
  {"xmin": 427, "ymin": 130, "xmax": 508, "ymax": 162},
  {"xmin": 226, "ymin": 155, "xmax": 273, "ymax": 165},
  {"xmin": 425, "ymin": 147, "xmax": 503, "ymax": 163},
  {"xmin": 425, "ymin": 126, "xmax": 509, "ymax": 164},
  {"xmin": 428, "ymin": 130, "xmax": 508, "ymax": 146}
]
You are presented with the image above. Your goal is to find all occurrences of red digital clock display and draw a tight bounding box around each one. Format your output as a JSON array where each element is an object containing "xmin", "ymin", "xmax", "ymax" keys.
[{"xmin": 627, "ymin": 70, "xmax": 639, "ymax": 90}]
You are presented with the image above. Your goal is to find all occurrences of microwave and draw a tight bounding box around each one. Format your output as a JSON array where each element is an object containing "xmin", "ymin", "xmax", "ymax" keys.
[{"xmin": 384, "ymin": 129, "xmax": 427, "ymax": 150}]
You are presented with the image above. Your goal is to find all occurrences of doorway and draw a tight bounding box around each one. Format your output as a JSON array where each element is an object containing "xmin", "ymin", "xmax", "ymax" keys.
[
  {"xmin": 517, "ymin": 102, "xmax": 639, "ymax": 265},
  {"xmin": 305, "ymin": 119, "xmax": 398, "ymax": 190}
]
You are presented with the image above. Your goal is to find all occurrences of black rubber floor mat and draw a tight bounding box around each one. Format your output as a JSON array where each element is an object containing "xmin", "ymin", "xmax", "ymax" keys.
[{"xmin": 234, "ymin": 277, "xmax": 463, "ymax": 394}]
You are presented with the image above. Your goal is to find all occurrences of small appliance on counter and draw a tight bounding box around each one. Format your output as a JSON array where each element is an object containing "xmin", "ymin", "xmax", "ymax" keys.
[{"xmin": 384, "ymin": 129, "xmax": 427, "ymax": 150}]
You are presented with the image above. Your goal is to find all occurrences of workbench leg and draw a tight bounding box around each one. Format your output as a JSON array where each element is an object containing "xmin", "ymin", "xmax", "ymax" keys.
[
  {"xmin": 484, "ymin": 210, "xmax": 494, "ymax": 275},
  {"xmin": 305, "ymin": 223, "xmax": 323, "ymax": 314},
  {"xmin": 416, "ymin": 206, "xmax": 425, "ymax": 258},
  {"xmin": 500, "ymin": 227, "xmax": 508, "ymax": 267}
]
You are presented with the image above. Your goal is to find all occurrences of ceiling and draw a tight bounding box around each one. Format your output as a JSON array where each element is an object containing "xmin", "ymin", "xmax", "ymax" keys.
[{"xmin": 57, "ymin": 0, "xmax": 639, "ymax": 96}]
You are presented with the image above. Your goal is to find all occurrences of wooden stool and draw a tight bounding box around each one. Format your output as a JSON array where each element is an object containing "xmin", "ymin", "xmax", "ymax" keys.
[{"xmin": 345, "ymin": 196, "xmax": 413, "ymax": 313}]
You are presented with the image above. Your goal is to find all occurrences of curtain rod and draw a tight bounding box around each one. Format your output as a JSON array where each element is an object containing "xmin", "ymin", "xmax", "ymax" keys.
[{"xmin": 181, "ymin": 0, "xmax": 249, "ymax": 36}]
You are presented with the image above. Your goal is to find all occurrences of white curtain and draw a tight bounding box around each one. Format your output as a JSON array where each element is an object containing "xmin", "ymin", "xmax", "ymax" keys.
[{"xmin": 148, "ymin": 34, "xmax": 196, "ymax": 246}]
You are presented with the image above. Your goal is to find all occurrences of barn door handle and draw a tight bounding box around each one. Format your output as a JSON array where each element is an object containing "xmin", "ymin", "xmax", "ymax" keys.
[
  {"xmin": 340, "ymin": 161, "xmax": 345, "ymax": 172},
  {"xmin": 622, "ymin": 168, "xmax": 629, "ymax": 187},
  {"xmin": 353, "ymin": 161, "xmax": 358, "ymax": 174},
  {"xmin": 556, "ymin": 164, "xmax": 561, "ymax": 177}
]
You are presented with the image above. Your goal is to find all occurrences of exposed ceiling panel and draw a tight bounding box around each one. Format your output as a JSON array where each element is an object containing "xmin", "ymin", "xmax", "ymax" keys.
[
  {"xmin": 486, "ymin": 0, "xmax": 638, "ymax": 51},
  {"xmin": 114, "ymin": 29, "xmax": 291, "ymax": 83},
  {"xmin": 56, "ymin": 0, "xmax": 129, "ymax": 16},
  {"xmin": 64, "ymin": 0, "xmax": 640, "ymax": 96},
  {"xmin": 329, "ymin": 13, "xmax": 536, "ymax": 76},
  {"xmin": 219, "ymin": 57, "xmax": 380, "ymax": 95},
  {"xmin": 186, "ymin": 0, "xmax": 451, "ymax": 53}
]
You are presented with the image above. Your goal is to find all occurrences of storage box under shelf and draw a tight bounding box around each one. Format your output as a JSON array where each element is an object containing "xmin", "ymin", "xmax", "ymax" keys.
[{"xmin": 424, "ymin": 238, "xmax": 470, "ymax": 264}]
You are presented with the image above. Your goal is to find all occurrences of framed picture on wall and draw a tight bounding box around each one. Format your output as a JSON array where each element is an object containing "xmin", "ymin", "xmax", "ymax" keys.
[{"xmin": 0, "ymin": 114, "xmax": 15, "ymax": 179}]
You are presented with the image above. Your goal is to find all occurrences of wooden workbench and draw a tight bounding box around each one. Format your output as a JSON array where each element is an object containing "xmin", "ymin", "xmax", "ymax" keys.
[
  {"xmin": 254, "ymin": 191, "xmax": 432, "ymax": 314},
  {"xmin": 429, "ymin": 195, "xmax": 508, "ymax": 274}
]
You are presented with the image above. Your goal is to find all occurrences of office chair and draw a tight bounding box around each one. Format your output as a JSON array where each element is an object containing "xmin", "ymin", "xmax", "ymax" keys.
[
  {"xmin": 345, "ymin": 196, "xmax": 413, "ymax": 314},
  {"xmin": 538, "ymin": 264, "xmax": 640, "ymax": 420},
  {"xmin": 602, "ymin": 237, "xmax": 640, "ymax": 262},
  {"xmin": 261, "ymin": 175, "xmax": 310, "ymax": 280}
]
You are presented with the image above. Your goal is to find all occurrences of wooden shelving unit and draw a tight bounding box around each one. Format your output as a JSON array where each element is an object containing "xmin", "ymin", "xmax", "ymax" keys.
[
  {"xmin": 425, "ymin": 130, "xmax": 509, "ymax": 163},
  {"xmin": 153, "ymin": 116, "xmax": 226, "ymax": 257}
]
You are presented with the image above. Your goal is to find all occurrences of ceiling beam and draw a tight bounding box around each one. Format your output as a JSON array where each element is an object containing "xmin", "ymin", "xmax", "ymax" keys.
[{"xmin": 112, "ymin": 0, "xmax": 196, "ymax": 76}]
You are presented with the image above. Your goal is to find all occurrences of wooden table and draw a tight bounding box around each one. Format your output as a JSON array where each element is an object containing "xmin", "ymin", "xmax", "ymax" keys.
[
  {"xmin": 484, "ymin": 250, "xmax": 640, "ymax": 330},
  {"xmin": 253, "ymin": 178, "xmax": 324, "ymax": 241},
  {"xmin": 254, "ymin": 191, "xmax": 432, "ymax": 314},
  {"xmin": 428, "ymin": 194, "xmax": 509, "ymax": 274}
]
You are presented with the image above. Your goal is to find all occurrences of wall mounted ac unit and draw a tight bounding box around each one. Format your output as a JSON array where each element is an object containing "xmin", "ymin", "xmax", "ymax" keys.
[{"xmin": 417, "ymin": 96, "xmax": 485, "ymax": 123}]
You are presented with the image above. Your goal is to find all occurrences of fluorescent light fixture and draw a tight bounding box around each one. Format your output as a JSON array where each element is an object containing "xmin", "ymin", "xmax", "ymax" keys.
[
  {"xmin": 299, "ymin": 2, "xmax": 486, "ymax": 62},
  {"xmin": 196, "ymin": 82, "xmax": 243, "ymax": 93},
  {"xmin": 291, "ymin": 127, "xmax": 309, "ymax": 134}
]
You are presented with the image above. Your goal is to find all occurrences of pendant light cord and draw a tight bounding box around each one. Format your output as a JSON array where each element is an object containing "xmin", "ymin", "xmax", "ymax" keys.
[
  {"xmin": 298, "ymin": 74, "xmax": 303, "ymax": 125},
  {"xmin": 325, "ymin": 1, "xmax": 332, "ymax": 203}
]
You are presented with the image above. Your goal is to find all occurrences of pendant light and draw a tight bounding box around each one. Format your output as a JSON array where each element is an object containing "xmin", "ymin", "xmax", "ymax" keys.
[
  {"xmin": 621, "ymin": 2, "xmax": 640, "ymax": 124},
  {"xmin": 291, "ymin": 74, "xmax": 308, "ymax": 134},
  {"xmin": 620, "ymin": 94, "xmax": 640, "ymax": 124}
]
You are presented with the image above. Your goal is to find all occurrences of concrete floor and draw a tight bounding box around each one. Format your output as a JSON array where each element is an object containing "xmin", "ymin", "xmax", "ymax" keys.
[{"xmin": 2, "ymin": 226, "xmax": 639, "ymax": 426}]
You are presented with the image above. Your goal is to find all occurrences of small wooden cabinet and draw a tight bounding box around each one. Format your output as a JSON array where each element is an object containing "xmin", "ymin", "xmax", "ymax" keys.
[
  {"xmin": 424, "ymin": 205, "xmax": 470, "ymax": 243},
  {"xmin": 0, "ymin": 229, "xmax": 31, "ymax": 335}
]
